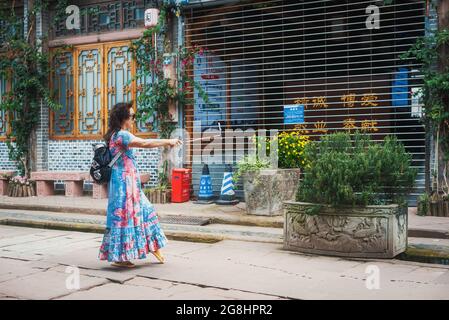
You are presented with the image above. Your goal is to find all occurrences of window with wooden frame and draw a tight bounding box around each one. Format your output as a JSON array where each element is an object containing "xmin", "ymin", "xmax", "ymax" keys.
[{"xmin": 50, "ymin": 40, "xmax": 157, "ymax": 140}]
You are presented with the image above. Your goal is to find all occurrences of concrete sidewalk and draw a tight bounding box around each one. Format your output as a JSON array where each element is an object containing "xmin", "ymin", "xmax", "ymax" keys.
[
  {"xmin": 1, "ymin": 225, "xmax": 449, "ymax": 300},
  {"xmin": 0, "ymin": 196, "xmax": 448, "ymax": 238}
]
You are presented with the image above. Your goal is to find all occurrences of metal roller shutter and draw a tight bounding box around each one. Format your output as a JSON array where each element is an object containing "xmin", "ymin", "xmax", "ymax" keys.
[{"xmin": 182, "ymin": 0, "xmax": 430, "ymax": 203}]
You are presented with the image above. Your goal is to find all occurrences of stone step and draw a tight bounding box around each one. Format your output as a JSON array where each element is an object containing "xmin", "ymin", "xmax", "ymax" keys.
[
  {"xmin": 0, "ymin": 210, "xmax": 283, "ymax": 245},
  {"xmin": 0, "ymin": 200, "xmax": 284, "ymax": 228}
]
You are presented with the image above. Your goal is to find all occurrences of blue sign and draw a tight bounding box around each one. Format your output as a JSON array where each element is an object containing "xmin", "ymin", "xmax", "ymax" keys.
[
  {"xmin": 392, "ymin": 68, "xmax": 409, "ymax": 107},
  {"xmin": 284, "ymin": 105, "xmax": 305, "ymax": 124}
]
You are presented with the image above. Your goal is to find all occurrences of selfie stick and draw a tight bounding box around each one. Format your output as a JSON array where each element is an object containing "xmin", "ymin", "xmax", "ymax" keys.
[{"xmin": 185, "ymin": 122, "xmax": 223, "ymax": 143}]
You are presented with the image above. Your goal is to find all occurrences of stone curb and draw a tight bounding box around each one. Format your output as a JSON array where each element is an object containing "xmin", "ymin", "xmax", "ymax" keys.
[
  {"xmin": 0, "ymin": 202, "xmax": 283, "ymax": 229},
  {"xmin": 0, "ymin": 202, "xmax": 446, "ymax": 239},
  {"xmin": 0, "ymin": 218, "xmax": 252, "ymax": 244},
  {"xmin": 0, "ymin": 203, "xmax": 105, "ymax": 216}
]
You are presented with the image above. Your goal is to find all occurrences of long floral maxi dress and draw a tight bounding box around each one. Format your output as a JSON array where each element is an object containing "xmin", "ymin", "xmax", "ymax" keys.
[{"xmin": 99, "ymin": 129, "xmax": 168, "ymax": 262}]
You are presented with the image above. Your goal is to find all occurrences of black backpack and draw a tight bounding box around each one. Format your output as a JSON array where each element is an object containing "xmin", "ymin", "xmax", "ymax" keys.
[{"xmin": 90, "ymin": 142, "xmax": 124, "ymax": 185}]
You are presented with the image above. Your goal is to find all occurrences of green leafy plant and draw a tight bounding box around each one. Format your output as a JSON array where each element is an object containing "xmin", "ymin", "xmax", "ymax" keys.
[
  {"xmin": 128, "ymin": 2, "xmax": 209, "ymax": 189},
  {"xmin": 0, "ymin": 1, "xmax": 65, "ymax": 177},
  {"xmin": 234, "ymin": 155, "xmax": 271, "ymax": 184},
  {"xmin": 129, "ymin": 3, "xmax": 209, "ymax": 140},
  {"xmin": 252, "ymin": 131, "xmax": 310, "ymax": 169},
  {"xmin": 297, "ymin": 131, "xmax": 417, "ymax": 207},
  {"xmin": 277, "ymin": 131, "xmax": 310, "ymax": 169},
  {"xmin": 417, "ymin": 193, "xmax": 430, "ymax": 216},
  {"xmin": 401, "ymin": 28, "xmax": 449, "ymax": 200}
]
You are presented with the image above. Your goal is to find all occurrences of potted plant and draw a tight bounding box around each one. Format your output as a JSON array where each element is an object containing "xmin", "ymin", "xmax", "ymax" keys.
[
  {"xmin": 284, "ymin": 131, "xmax": 417, "ymax": 258},
  {"xmin": 418, "ymin": 187, "xmax": 449, "ymax": 217},
  {"xmin": 236, "ymin": 131, "xmax": 309, "ymax": 216},
  {"xmin": 144, "ymin": 161, "xmax": 172, "ymax": 204},
  {"xmin": 7, "ymin": 175, "xmax": 36, "ymax": 197},
  {"xmin": 144, "ymin": 185, "xmax": 172, "ymax": 204}
]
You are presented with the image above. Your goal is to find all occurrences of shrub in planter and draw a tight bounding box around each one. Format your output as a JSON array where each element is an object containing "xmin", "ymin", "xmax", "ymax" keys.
[
  {"xmin": 236, "ymin": 132, "xmax": 309, "ymax": 216},
  {"xmin": 277, "ymin": 131, "xmax": 310, "ymax": 169},
  {"xmin": 7, "ymin": 175, "xmax": 36, "ymax": 197},
  {"xmin": 234, "ymin": 155, "xmax": 271, "ymax": 183},
  {"xmin": 427, "ymin": 192, "xmax": 449, "ymax": 217},
  {"xmin": 144, "ymin": 186, "xmax": 172, "ymax": 204},
  {"xmin": 417, "ymin": 193, "xmax": 430, "ymax": 216},
  {"xmin": 296, "ymin": 131, "xmax": 417, "ymax": 206},
  {"xmin": 285, "ymin": 131, "xmax": 417, "ymax": 258}
]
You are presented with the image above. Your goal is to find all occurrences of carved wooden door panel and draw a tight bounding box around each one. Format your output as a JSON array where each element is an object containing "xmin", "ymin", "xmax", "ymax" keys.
[
  {"xmin": 104, "ymin": 42, "xmax": 134, "ymax": 132},
  {"xmin": 50, "ymin": 51, "xmax": 75, "ymax": 137},
  {"xmin": 76, "ymin": 46, "xmax": 103, "ymax": 137}
]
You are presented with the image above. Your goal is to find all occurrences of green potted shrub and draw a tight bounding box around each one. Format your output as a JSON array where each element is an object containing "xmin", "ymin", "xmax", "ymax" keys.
[
  {"xmin": 284, "ymin": 131, "xmax": 417, "ymax": 258},
  {"xmin": 144, "ymin": 161, "xmax": 172, "ymax": 204},
  {"xmin": 236, "ymin": 132, "xmax": 309, "ymax": 216},
  {"xmin": 417, "ymin": 193, "xmax": 430, "ymax": 216}
]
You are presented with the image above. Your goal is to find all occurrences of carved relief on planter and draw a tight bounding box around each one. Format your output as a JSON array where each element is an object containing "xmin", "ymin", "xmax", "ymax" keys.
[
  {"xmin": 243, "ymin": 169, "xmax": 301, "ymax": 216},
  {"xmin": 283, "ymin": 201, "xmax": 408, "ymax": 258}
]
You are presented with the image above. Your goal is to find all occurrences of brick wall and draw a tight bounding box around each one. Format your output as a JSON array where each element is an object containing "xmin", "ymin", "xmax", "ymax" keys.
[
  {"xmin": 0, "ymin": 142, "xmax": 18, "ymax": 172},
  {"xmin": 48, "ymin": 139, "xmax": 160, "ymax": 189},
  {"xmin": 35, "ymin": 8, "xmax": 49, "ymax": 171},
  {"xmin": 0, "ymin": 4, "xmax": 174, "ymax": 185}
]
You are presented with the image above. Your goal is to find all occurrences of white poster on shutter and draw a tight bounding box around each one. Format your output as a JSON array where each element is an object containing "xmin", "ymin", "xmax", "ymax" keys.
[{"xmin": 194, "ymin": 51, "xmax": 226, "ymax": 131}]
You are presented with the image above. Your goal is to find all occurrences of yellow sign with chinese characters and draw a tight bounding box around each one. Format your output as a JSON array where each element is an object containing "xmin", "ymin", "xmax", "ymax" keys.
[{"xmin": 290, "ymin": 92, "xmax": 381, "ymax": 134}]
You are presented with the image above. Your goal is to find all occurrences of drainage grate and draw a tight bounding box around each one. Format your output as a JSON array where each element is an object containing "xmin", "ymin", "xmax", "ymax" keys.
[{"xmin": 159, "ymin": 215, "xmax": 211, "ymax": 226}]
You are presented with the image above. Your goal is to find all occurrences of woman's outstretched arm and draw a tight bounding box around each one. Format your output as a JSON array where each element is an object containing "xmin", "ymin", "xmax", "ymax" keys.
[{"xmin": 128, "ymin": 136, "xmax": 182, "ymax": 149}]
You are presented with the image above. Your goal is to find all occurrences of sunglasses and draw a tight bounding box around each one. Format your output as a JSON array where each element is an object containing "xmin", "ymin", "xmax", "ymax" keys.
[{"xmin": 129, "ymin": 114, "xmax": 136, "ymax": 120}]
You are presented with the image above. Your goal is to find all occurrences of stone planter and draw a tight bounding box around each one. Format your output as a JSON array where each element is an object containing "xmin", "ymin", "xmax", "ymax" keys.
[
  {"xmin": 243, "ymin": 168, "xmax": 301, "ymax": 216},
  {"xmin": 283, "ymin": 201, "xmax": 408, "ymax": 258}
]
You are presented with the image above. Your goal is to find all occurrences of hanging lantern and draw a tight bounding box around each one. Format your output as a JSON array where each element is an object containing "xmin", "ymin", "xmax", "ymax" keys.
[{"xmin": 144, "ymin": 8, "xmax": 160, "ymax": 28}]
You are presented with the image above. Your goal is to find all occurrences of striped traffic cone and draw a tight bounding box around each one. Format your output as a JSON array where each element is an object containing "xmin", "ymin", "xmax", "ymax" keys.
[
  {"xmin": 194, "ymin": 164, "xmax": 215, "ymax": 204},
  {"xmin": 215, "ymin": 164, "xmax": 239, "ymax": 205}
]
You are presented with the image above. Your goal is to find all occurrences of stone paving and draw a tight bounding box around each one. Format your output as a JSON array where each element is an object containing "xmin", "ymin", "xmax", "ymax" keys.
[{"xmin": 0, "ymin": 225, "xmax": 449, "ymax": 300}]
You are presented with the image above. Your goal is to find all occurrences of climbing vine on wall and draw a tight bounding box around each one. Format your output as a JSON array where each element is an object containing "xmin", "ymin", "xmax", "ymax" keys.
[
  {"xmin": 0, "ymin": 0, "xmax": 66, "ymax": 177},
  {"xmin": 402, "ymin": 28, "xmax": 449, "ymax": 199},
  {"xmin": 129, "ymin": 1, "xmax": 209, "ymax": 188},
  {"xmin": 129, "ymin": 2, "xmax": 208, "ymax": 140}
]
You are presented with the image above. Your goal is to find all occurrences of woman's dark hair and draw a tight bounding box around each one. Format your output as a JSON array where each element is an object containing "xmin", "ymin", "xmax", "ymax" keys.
[{"xmin": 104, "ymin": 101, "xmax": 134, "ymax": 144}]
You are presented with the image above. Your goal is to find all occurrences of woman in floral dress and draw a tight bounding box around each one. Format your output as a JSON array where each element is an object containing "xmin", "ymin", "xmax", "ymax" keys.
[{"xmin": 99, "ymin": 102, "xmax": 182, "ymax": 268}]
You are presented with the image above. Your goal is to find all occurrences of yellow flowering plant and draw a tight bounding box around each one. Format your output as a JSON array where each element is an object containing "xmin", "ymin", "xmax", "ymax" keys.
[{"xmin": 276, "ymin": 131, "xmax": 310, "ymax": 168}]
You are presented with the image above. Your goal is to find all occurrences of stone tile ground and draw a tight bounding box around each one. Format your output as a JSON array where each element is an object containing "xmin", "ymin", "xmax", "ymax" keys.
[{"xmin": 0, "ymin": 225, "xmax": 448, "ymax": 300}]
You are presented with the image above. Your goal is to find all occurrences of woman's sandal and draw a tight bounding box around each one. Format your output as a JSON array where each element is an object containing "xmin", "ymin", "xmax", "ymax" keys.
[
  {"xmin": 152, "ymin": 250, "xmax": 165, "ymax": 264},
  {"xmin": 111, "ymin": 261, "xmax": 136, "ymax": 268}
]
